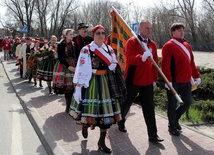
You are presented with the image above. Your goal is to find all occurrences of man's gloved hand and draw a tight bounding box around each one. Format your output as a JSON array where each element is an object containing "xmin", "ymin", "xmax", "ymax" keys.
[
  {"xmin": 153, "ymin": 82, "xmax": 157, "ymax": 90},
  {"xmin": 142, "ymin": 50, "xmax": 152, "ymax": 62},
  {"xmin": 195, "ymin": 78, "xmax": 201, "ymax": 86},
  {"xmin": 165, "ymin": 82, "xmax": 172, "ymax": 90},
  {"xmin": 108, "ymin": 63, "xmax": 117, "ymax": 71},
  {"xmin": 74, "ymin": 86, "xmax": 82, "ymax": 104}
]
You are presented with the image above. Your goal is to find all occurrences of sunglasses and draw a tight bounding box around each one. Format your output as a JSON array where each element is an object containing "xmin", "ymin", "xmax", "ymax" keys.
[{"xmin": 95, "ymin": 32, "xmax": 106, "ymax": 35}]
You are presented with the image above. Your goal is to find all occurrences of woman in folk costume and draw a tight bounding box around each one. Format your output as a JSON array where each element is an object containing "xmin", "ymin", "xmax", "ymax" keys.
[
  {"xmin": 26, "ymin": 39, "xmax": 43, "ymax": 86},
  {"xmin": 69, "ymin": 25, "xmax": 123, "ymax": 154},
  {"xmin": 18, "ymin": 37, "xmax": 34, "ymax": 78},
  {"xmin": 37, "ymin": 36, "xmax": 58, "ymax": 94},
  {"xmin": 52, "ymin": 29, "xmax": 79, "ymax": 112}
]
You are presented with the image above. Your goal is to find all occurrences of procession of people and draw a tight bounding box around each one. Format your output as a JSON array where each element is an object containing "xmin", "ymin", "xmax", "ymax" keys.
[{"xmin": 0, "ymin": 21, "xmax": 201, "ymax": 154}]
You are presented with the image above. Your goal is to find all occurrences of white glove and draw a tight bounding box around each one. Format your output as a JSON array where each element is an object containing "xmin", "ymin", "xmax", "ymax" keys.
[
  {"xmin": 74, "ymin": 86, "xmax": 82, "ymax": 104},
  {"xmin": 108, "ymin": 63, "xmax": 117, "ymax": 71},
  {"xmin": 190, "ymin": 77, "xmax": 195, "ymax": 86},
  {"xmin": 142, "ymin": 50, "xmax": 152, "ymax": 62},
  {"xmin": 195, "ymin": 78, "xmax": 201, "ymax": 86},
  {"xmin": 153, "ymin": 82, "xmax": 156, "ymax": 87},
  {"xmin": 165, "ymin": 82, "xmax": 172, "ymax": 90}
]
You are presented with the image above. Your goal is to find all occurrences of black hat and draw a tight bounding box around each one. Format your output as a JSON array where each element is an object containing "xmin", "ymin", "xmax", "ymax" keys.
[
  {"xmin": 25, "ymin": 37, "xmax": 31, "ymax": 40},
  {"xmin": 77, "ymin": 23, "xmax": 89, "ymax": 30}
]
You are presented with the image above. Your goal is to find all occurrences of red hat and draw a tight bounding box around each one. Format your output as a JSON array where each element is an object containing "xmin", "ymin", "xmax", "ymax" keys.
[
  {"xmin": 91, "ymin": 25, "xmax": 105, "ymax": 37},
  {"xmin": 34, "ymin": 40, "xmax": 40, "ymax": 44}
]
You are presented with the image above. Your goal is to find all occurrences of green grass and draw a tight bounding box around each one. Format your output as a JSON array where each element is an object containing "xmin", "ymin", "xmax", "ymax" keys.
[{"xmin": 180, "ymin": 108, "xmax": 204, "ymax": 123}]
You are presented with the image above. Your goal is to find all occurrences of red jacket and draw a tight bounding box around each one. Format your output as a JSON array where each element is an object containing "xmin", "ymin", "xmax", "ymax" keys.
[
  {"xmin": 161, "ymin": 38, "xmax": 200, "ymax": 83},
  {"xmin": 2, "ymin": 40, "xmax": 11, "ymax": 50},
  {"xmin": 124, "ymin": 36, "xmax": 158, "ymax": 86}
]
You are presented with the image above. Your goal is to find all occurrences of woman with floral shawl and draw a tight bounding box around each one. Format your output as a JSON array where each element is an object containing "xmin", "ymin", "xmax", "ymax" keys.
[{"xmin": 69, "ymin": 25, "xmax": 123, "ymax": 154}]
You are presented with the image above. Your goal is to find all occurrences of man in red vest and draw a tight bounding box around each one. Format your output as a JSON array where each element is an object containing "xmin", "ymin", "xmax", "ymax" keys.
[
  {"xmin": 161, "ymin": 23, "xmax": 201, "ymax": 136},
  {"xmin": 118, "ymin": 20, "xmax": 164, "ymax": 143}
]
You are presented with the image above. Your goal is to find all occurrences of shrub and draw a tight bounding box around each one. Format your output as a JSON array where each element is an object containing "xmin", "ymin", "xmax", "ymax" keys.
[
  {"xmin": 192, "ymin": 67, "xmax": 214, "ymax": 100},
  {"xmin": 155, "ymin": 66, "xmax": 214, "ymax": 123},
  {"xmin": 192, "ymin": 100, "xmax": 214, "ymax": 122}
]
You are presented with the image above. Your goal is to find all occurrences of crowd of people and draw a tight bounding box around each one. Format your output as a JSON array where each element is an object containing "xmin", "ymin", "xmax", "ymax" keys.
[{"xmin": 0, "ymin": 21, "xmax": 201, "ymax": 154}]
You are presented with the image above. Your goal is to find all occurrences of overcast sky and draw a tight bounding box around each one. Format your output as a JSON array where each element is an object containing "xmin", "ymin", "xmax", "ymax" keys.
[{"xmin": 0, "ymin": 0, "xmax": 203, "ymax": 28}]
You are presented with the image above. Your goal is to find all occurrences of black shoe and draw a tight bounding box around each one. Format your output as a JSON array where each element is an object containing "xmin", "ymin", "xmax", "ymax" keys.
[
  {"xmin": 98, "ymin": 142, "xmax": 112, "ymax": 154},
  {"xmin": 177, "ymin": 123, "xmax": 182, "ymax": 130},
  {"xmin": 82, "ymin": 125, "xmax": 88, "ymax": 139},
  {"xmin": 118, "ymin": 121, "xmax": 127, "ymax": 132},
  {"xmin": 169, "ymin": 128, "xmax": 180, "ymax": 136},
  {"xmin": 149, "ymin": 136, "xmax": 164, "ymax": 143},
  {"xmin": 118, "ymin": 126, "xmax": 127, "ymax": 132}
]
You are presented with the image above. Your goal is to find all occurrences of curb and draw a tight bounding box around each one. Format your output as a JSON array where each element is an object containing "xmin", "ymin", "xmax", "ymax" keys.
[
  {"xmin": 133, "ymin": 103, "xmax": 214, "ymax": 140},
  {"xmin": 1, "ymin": 58, "xmax": 65, "ymax": 155}
]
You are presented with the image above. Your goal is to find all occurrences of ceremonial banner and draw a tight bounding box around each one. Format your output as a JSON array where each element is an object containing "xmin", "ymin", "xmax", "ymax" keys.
[
  {"xmin": 110, "ymin": 10, "xmax": 132, "ymax": 71},
  {"xmin": 110, "ymin": 6, "xmax": 184, "ymax": 105}
]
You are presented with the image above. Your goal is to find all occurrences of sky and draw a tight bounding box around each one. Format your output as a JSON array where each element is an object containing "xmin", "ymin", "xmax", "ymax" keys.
[
  {"xmin": 0, "ymin": 0, "xmax": 203, "ymax": 28},
  {"xmin": 81, "ymin": 0, "xmax": 159, "ymax": 7},
  {"xmin": 0, "ymin": 0, "xmax": 157, "ymax": 28}
]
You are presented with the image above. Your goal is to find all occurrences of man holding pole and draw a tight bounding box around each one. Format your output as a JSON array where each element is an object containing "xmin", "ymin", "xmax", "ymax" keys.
[
  {"xmin": 118, "ymin": 20, "xmax": 164, "ymax": 143},
  {"xmin": 161, "ymin": 23, "xmax": 201, "ymax": 136}
]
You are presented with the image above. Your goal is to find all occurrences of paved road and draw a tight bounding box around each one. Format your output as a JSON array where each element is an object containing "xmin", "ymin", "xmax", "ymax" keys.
[
  {"xmin": 0, "ymin": 57, "xmax": 47, "ymax": 155},
  {"xmin": 1, "ymin": 51, "xmax": 214, "ymax": 155},
  {"xmin": 157, "ymin": 49, "xmax": 214, "ymax": 69}
]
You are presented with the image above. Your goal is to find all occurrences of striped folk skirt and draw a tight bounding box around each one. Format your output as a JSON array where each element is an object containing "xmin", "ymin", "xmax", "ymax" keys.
[
  {"xmin": 26, "ymin": 57, "xmax": 38, "ymax": 79},
  {"xmin": 69, "ymin": 73, "xmax": 122, "ymax": 129},
  {"xmin": 37, "ymin": 57, "xmax": 56, "ymax": 81},
  {"xmin": 52, "ymin": 58, "xmax": 75, "ymax": 94}
]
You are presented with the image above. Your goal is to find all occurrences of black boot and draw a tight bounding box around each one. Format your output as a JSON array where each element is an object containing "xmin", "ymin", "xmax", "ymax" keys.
[
  {"xmin": 39, "ymin": 80, "xmax": 43, "ymax": 87},
  {"xmin": 28, "ymin": 75, "xmax": 32, "ymax": 83},
  {"xmin": 65, "ymin": 97, "xmax": 71, "ymax": 113},
  {"xmin": 98, "ymin": 130, "xmax": 111, "ymax": 153},
  {"xmin": 82, "ymin": 124, "xmax": 88, "ymax": 138},
  {"xmin": 48, "ymin": 86, "xmax": 53, "ymax": 94},
  {"xmin": 20, "ymin": 70, "xmax": 23, "ymax": 78},
  {"xmin": 34, "ymin": 79, "xmax": 37, "ymax": 86}
]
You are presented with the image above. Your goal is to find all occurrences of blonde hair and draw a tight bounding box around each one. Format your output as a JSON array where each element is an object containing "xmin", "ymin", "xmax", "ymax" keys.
[{"xmin": 50, "ymin": 35, "xmax": 57, "ymax": 40}]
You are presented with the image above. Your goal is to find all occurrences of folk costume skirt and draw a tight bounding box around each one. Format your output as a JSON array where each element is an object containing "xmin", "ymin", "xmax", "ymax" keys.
[
  {"xmin": 26, "ymin": 57, "xmax": 38, "ymax": 79},
  {"xmin": 69, "ymin": 73, "xmax": 122, "ymax": 129},
  {"xmin": 37, "ymin": 57, "xmax": 56, "ymax": 81},
  {"xmin": 52, "ymin": 57, "xmax": 75, "ymax": 94}
]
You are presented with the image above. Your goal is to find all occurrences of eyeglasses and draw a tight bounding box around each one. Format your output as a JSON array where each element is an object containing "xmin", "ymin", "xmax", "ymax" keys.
[{"xmin": 95, "ymin": 32, "xmax": 106, "ymax": 35}]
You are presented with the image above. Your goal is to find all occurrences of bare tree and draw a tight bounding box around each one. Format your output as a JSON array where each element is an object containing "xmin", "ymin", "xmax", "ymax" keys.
[
  {"xmin": 196, "ymin": 0, "xmax": 214, "ymax": 51},
  {"xmin": 35, "ymin": 0, "xmax": 50, "ymax": 38},
  {"xmin": 149, "ymin": 1, "xmax": 182, "ymax": 47},
  {"xmin": 82, "ymin": 0, "xmax": 122, "ymax": 35},
  {"xmin": 176, "ymin": 0, "xmax": 198, "ymax": 49},
  {"xmin": 48, "ymin": 0, "xmax": 79, "ymax": 38},
  {"xmin": 3, "ymin": 0, "xmax": 36, "ymax": 36}
]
